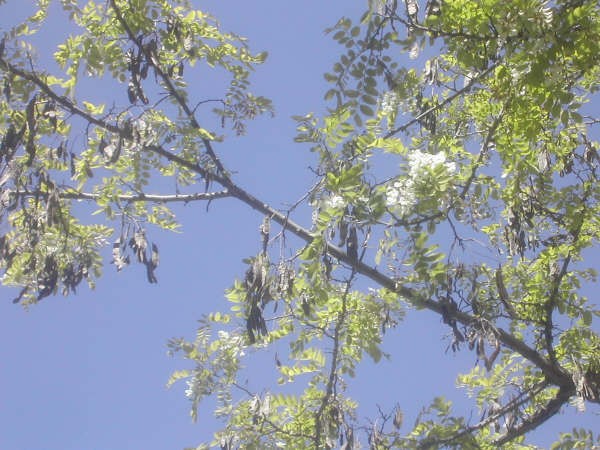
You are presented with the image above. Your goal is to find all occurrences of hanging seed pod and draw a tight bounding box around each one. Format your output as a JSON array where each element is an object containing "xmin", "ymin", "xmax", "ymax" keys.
[
  {"xmin": 150, "ymin": 243, "xmax": 159, "ymax": 270},
  {"xmin": 393, "ymin": 407, "xmax": 404, "ymax": 430},
  {"xmin": 346, "ymin": 226, "xmax": 358, "ymax": 261},
  {"xmin": 127, "ymin": 81, "xmax": 137, "ymax": 103},
  {"xmin": 3, "ymin": 77, "xmax": 11, "ymax": 102},
  {"xmin": 260, "ymin": 216, "xmax": 270, "ymax": 255},
  {"xmin": 338, "ymin": 207, "xmax": 349, "ymax": 246}
]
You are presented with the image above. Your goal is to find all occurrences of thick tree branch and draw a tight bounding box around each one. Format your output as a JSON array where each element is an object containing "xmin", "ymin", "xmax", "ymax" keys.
[
  {"xmin": 418, "ymin": 381, "xmax": 549, "ymax": 449},
  {"xmin": 493, "ymin": 386, "xmax": 573, "ymax": 446},
  {"xmin": 0, "ymin": 57, "xmax": 124, "ymax": 134},
  {"xmin": 224, "ymin": 178, "xmax": 572, "ymax": 388},
  {"xmin": 0, "ymin": 56, "xmax": 223, "ymax": 188}
]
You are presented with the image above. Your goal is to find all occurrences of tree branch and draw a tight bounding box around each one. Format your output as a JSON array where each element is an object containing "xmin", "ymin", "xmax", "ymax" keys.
[
  {"xmin": 383, "ymin": 64, "xmax": 497, "ymax": 139},
  {"xmin": 232, "ymin": 382, "xmax": 316, "ymax": 442},
  {"xmin": 314, "ymin": 271, "xmax": 356, "ymax": 447},
  {"xmin": 543, "ymin": 191, "xmax": 589, "ymax": 368},
  {"xmin": 493, "ymin": 386, "xmax": 573, "ymax": 446},
  {"xmin": 108, "ymin": 0, "xmax": 230, "ymax": 179},
  {"xmin": 0, "ymin": 56, "xmax": 224, "ymax": 189},
  {"xmin": 418, "ymin": 381, "xmax": 549, "ymax": 449},
  {"xmin": 0, "ymin": 58, "xmax": 121, "ymax": 135},
  {"xmin": 12, "ymin": 189, "xmax": 230, "ymax": 203}
]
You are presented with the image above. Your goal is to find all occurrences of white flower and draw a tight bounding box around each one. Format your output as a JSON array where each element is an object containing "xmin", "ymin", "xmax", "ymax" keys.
[
  {"xmin": 323, "ymin": 194, "xmax": 345, "ymax": 209},
  {"xmin": 386, "ymin": 150, "xmax": 456, "ymax": 214},
  {"xmin": 185, "ymin": 378, "xmax": 200, "ymax": 399},
  {"xmin": 217, "ymin": 330, "xmax": 230, "ymax": 339},
  {"xmin": 385, "ymin": 178, "xmax": 416, "ymax": 215},
  {"xmin": 379, "ymin": 91, "xmax": 398, "ymax": 116},
  {"xmin": 311, "ymin": 208, "xmax": 319, "ymax": 228},
  {"xmin": 407, "ymin": 150, "xmax": 455, "ymax": 177}
]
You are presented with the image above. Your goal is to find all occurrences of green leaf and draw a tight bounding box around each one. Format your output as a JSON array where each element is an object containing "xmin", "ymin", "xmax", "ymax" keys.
[{"xmin": 360, "ymin": 104, "xmax": 374, "ymax": 116}]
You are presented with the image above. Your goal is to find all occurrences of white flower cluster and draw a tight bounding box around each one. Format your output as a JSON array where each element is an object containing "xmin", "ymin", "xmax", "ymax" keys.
[
  {"xmin": 407, "ymin": 150, "xmax": 456, "ymax": 177},
  {"xmin": 310, "ymin": 193, "xmax": 346, "ymax": 229},
  {"xmin": 379, "ymin": 91, "xmax": 399, "ymax": 116},
  {"xmin": 323, "ymin": 194, "xmax": 346, "ymax": 209},
  {"xmin": 184, "ymin": 377, "xmax": 202, "ymax": 399},
  {"xmin": 386, "ymin": 150, "xmax": 456, "ymax": 215},
  {"xmin": 184, "ymin": 330, "xmax": 245, "ymax": 400},
  {"xmin": 385, "ymin": 178, "xmax": 416, "ymax": 215}
]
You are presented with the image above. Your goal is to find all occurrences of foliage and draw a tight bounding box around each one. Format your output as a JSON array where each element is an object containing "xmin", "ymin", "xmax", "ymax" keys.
[{"xmin": 1, "ymin": 0, "xmax": 599, "ymax": 448}]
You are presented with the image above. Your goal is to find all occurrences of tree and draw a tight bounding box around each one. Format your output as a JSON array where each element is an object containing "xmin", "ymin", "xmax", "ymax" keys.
[{"xmin": 1, "ymin": 0, "xmax": 599, "ymax": 447}]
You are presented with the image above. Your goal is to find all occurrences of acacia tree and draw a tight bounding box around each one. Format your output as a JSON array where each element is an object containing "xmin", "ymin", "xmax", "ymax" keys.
[{"xmin": 1, "ymin": 0, "xmax": 599, "ymax": 448}]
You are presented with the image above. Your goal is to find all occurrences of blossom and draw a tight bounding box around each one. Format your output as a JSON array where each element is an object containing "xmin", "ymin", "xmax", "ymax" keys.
[
  {"xmin": 386, "ymin": 150, "xmax": 456, "ymax": 214},
  {"xmin": 385, "ymin": 178, "xmax": 416, "ymax": 216},
  {"xmin": 407, "ymin": 150, "xmax": 456, "ymax": 177},
  {"xmin": 322, "ymin": 193, "xmax": 345, "ymax": 209},
  {"xmin": 379, "ymin": 91, "xmax": 399, "ymax": 116},
  {"xmin": 185, "ymin": 378, "xmax": 201, "ymax": 399}
]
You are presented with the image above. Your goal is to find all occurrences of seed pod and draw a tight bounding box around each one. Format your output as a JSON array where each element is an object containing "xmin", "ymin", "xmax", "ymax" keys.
[
  {"xmin": 393, "ymin": 407, "xmax": 403, "ymax": 429},
  {"xmin": 127, "ymin": 81, "xmax": 137, "ymax": 103},
  {"xmin": 495, "ymin": 267, "xmax": 508, "ymax": 302},
  {"xmin": 347, "ymin": 226, "xmax": 358, "ymax": 261},
  {"xmin": 137, "ymin": 86, "xmax": 149, "ymax": 104},
  {"xmin": 140, "ymin": 62, "xmax": 149, "ymax": 79},
  {"xmin": 150, "ymin": 243, "xmax": 159, "ymax": 269},
  {"xmin": 3, "ymin": 77, "xmax": 11, "ymax": 102},
  {"xmin": 260, "ymin": 216, "xmax": 270, "ymax": 255},
  {"xmin": 338, "ymin": 216, "xmax": 348, "ymax": 247},
  {"xmin": 476, "ymin": 335, "xmax": 486, "ymax": 360},
  {"xmin": 485, "ymin": 338, "xmax": 501, "ymax": 371}
]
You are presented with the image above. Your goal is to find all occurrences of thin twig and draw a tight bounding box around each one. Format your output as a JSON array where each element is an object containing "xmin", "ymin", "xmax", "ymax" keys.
[{"xmin": 314, "ymin": 270, "xmax": 357, "ymax": 447}]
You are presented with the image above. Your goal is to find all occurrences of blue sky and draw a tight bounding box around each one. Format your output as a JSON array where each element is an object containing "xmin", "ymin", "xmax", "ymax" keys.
[{"xmin": 1, "ymin": 1, "xmax": 598, "ymax": 449}]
